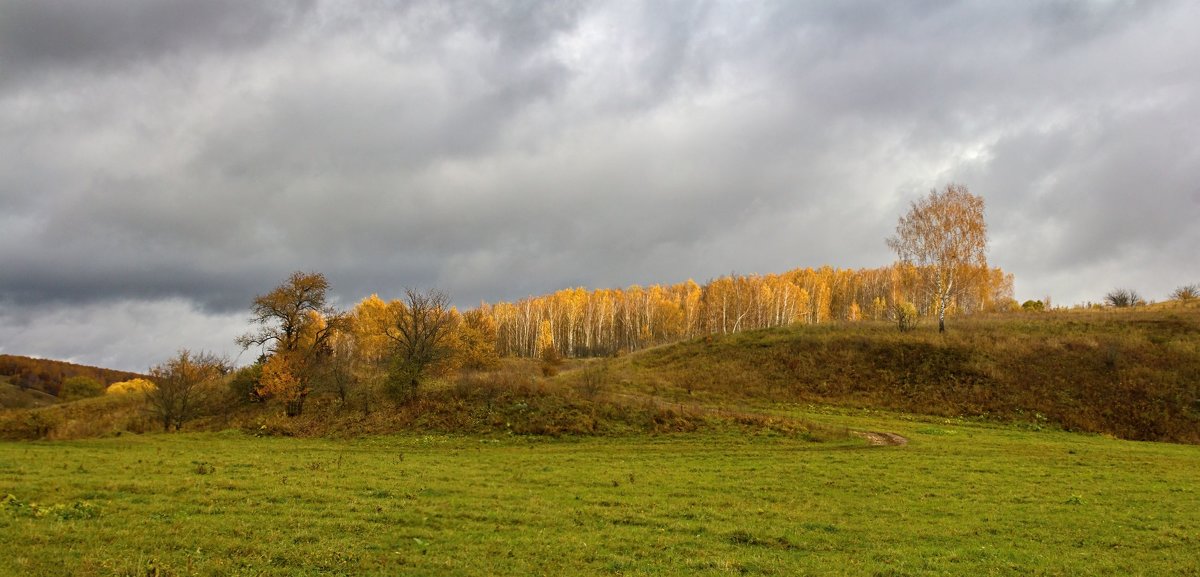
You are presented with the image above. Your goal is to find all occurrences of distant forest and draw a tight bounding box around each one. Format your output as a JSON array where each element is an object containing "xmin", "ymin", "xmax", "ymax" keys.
[{"xmin": 0, "ymin": 355, "xmax": 144, "ymax": 397}]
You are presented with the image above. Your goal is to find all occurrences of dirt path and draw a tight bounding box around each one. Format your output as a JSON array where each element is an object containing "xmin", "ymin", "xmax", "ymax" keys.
[{"xmin": 854, "ymin": 431, "xmax": 910, "ymax": 446}]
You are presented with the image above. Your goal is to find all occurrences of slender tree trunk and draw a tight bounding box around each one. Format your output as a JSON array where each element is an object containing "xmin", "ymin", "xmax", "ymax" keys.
[{"xmin": 938, "ymin": 276, "xmax": 954, "ymax": 333}]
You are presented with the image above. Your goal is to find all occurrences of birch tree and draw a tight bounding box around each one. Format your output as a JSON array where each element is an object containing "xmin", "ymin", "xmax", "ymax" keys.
[{"xmin": 887, "ymin": 184, "xmax": 988, "ymax": 332}]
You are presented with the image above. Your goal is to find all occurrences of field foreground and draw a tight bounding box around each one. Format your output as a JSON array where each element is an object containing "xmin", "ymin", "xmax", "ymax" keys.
[{"xmin": 2, "ymin": 414, "xmax": 1198, "ymax": 576}]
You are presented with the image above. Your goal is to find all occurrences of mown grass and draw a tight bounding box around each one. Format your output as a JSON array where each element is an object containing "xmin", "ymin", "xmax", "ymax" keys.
[
  {"xmin": 603, "ymin": 308, "xmax": 1200, "ymax": 443},
  {"xmin": 2, "ymin": 416, "xmax": 1198, "ymax": 576}
]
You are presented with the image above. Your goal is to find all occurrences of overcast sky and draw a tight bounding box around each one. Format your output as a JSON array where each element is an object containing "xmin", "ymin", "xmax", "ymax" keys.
[{"xmin": 2, "ymin": 0, "xmax": 1199, "ymax": 371}]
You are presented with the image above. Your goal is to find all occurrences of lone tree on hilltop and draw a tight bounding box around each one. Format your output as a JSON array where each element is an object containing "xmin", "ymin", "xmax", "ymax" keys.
[{"xmin": 887, "ymin": 183, "xmax": 989, "ymax": 333}]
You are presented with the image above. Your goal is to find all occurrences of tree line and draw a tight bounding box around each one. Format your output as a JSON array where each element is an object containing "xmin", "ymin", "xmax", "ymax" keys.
[
  {"xmin": 479, "ymin": 263, "xmax": 1013, "ymax": 358},
  {"xmin": 135, "ymin": 260, "xmax": 1012, "ymax": 427}
]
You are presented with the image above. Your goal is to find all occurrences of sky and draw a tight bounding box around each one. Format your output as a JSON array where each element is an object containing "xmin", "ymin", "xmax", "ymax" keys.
[{"xmin": 2, "ymin": 0, "xmax": 1199, "ymax": 372}]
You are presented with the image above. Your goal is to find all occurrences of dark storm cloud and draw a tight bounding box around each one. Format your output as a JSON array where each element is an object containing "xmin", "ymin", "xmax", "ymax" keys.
[
  {"xmin": 2, "ymin": 0, "xmax": 1199, "ymax": 370},
  {"xmin": 0, "ymin": 0, "xmax": 312, "ymax": 88}
]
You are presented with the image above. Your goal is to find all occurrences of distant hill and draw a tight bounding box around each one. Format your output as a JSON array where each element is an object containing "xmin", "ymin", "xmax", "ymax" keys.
[
  {"xmin": 0, "ymin": 354, "xmax": 145, "ymax": 401},
  {"xmin": 0, "ymin": 375, "xmax": 60, "ymax": 410}
]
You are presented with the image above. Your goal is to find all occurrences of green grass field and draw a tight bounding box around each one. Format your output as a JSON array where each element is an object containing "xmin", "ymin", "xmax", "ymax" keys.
[
  {"xmin": 3, "ymin": 308, "xmax": 1198, "ymax": 575},
  {"xmin": 3, "ymin": 411, "xmax": 1198, "ymax": 576}
]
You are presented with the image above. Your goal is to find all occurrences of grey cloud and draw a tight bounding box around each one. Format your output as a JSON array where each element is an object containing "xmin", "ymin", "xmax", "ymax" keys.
[
  {"xmin": 0, "ymin": 298, "xmax": 249, "ymax": 372},
  {"xmin": 2, "ymin": 0, "xmax": 1199, "ymax": 370},
  {"xmin": 0, "ymin": 0, "xmax": 312, "ymax": 88}
]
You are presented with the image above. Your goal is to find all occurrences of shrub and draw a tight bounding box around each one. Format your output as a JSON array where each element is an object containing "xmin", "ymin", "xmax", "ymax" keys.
[
  {"xmin": 1021, "ymin": 300, "xmax": 1045, "ymax": 312},
  {"xmin": 1172, "ymin": 284, "xmax": 1199, "ymax": 303},
  {"xmin": 228, "ymin": 363, "xmax": 263, "ymax": 403},
  {"xmin": 576, "ymin": 361, "xmax": 610, "ymax": 399},
  {"xmin": 895, "ymin": 302, "xmax": 918, "ymax": 332},
  {"xmin": 59, "ymin": 376, "xmax": 104, "ymax": 401},
  {"xmin": 1104, "ymin": 288, "xmax": 1142, "ymax": 308},
  {"xmin": 106, "ymin": 378, "xmax": 156, "ymax": 395},
  {"xmin": 539, "ymin": 345, "xmax": 563, "ymax": 377}
]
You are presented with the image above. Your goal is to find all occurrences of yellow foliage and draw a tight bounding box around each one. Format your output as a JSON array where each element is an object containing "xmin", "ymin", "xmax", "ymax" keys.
[
  {"xmin": 458, "ymin": 308, "xmax": 499, "ymax": 370},
  {"xmin": 535, "ymin": 319, "xmax": 555, "ymax": 356},
  {"xmin": 295, "ymin": 310, "xmax": 328, "ymax": 353},
  {"xmin": 105, "ymin": 378, "xmax": 156, "ymax": 395},
  {"xmin": 352, "ymin": 294, "xmax": 396, "ymax": 364},
  {"xmin": 257, "ymin": 354, "xmax": 304, "ymax": 402}
]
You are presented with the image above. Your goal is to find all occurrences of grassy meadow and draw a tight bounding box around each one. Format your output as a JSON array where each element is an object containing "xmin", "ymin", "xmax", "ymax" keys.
[
  {"xmin": 2, "ymin": 412, "xmax": 1199, "ymax": 577},
  {"xmin": 3, "ymin": 307, "xmax": 1199, "ymax": 575}
]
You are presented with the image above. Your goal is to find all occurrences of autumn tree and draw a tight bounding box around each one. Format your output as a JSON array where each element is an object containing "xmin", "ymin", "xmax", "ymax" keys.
[
  {"xmin": 536, "ymin": 318, "xmax": 561, "ymax": 376},
  {"xmin": 147, "ymin": 350, "xmax": 229, "ymax": 432},
  {"xmin": 458, "ymin": 307, "xmax": 500, "ymax": 371},
  {"xmin": 887, "ymin": 183, "xmax": 988, "ymax": 332},
  {"xmin": 384, "ymin": 288, "xmax": 459, "ymax": 402},
  {"xmin": 236, "ymin": 271, "xmax": 347, "ymax": 415},
  {"xmin": 474, "ymin": 262, "xmax": 1012, "ymax": 357},
  {"xmin": 237, "ymin": 271, "xmax": 342, "ymax": 355},
  {"xmin": 337, "ymin": 294, "xmax": 396, "ymax": 411}
]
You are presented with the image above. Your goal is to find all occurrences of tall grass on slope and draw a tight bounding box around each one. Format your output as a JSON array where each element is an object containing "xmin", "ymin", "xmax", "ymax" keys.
[
  {"xmin": 611, "ymin": 309, "xmax": 1200, "ymax": 443},
  {"xmin": 0, "ymin": 368, "xmax": 843, "ymax": 442}
]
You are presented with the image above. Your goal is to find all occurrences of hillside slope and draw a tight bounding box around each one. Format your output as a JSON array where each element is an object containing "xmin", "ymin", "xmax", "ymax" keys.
[
  {"xmin": 0, "ymin": 354, "xmax": 144, "ymax": 399},
  {"xmin": 0, "ymin": 377, "xmax": 60, "ymax": 409},
  {"xmin": 598, "ymin": 309, "xmax": 1200, "ymax": 443}
]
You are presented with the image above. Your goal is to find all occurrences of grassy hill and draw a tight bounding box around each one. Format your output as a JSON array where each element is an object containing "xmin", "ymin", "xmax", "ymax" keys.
[
  {"xmin": 586, "ymin": 307, "xmax": 1200, "ymax": 443},
  {"xmin": 3, "ymin": 308, "xmax": 1198, "ymax": 444},
  {"xmin": 0, "ymin": 376, "xmax": 59, "ymax": 410}
]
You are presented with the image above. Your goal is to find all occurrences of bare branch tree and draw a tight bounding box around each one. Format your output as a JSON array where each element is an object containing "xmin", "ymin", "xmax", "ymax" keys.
[
  {"xmin": 384, "ymin": 288, "xmax": 459, "ymax": 401},
  {"xmin": 1171, "ymin": 284, "xmax": 1199, "ymax": 303},
  {"xmin": 147, "ymin": 350, "xmax": 229, "ymax": 432},
  {"xmin": 1105, "ymin": 288, "xmax": 1142, "ymax": 308}
]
